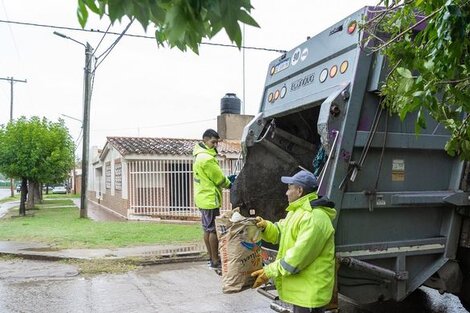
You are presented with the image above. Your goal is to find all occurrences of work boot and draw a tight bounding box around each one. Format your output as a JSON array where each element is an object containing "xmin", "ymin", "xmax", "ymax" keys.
[
  {"xmin": 209, "ymin": 260, "xmax": 221, "ymax": 270},
  {"xmin": 210, "ymin": 260, "xmax": 222, "ymax": 276}
]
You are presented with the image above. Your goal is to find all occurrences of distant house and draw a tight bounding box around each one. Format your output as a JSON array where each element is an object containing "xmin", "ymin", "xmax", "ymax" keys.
[
  {"xmin": 89, "ymin": 136, "xmax": 241, "ymax": 220},
  {"xmin": 68, "ymin": 168, "xmax": 82, "ymax": 195}
]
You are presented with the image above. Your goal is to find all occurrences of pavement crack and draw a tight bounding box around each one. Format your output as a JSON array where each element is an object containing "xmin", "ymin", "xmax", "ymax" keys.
[{"xmin": 128, "ymin": 272, "xmax": 160, "ymax": 312}]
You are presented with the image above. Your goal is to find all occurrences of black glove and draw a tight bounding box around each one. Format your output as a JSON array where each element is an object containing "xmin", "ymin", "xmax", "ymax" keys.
[{"xmin": 228, "ymin": 174, "xmax": 237, "ymax": 184}]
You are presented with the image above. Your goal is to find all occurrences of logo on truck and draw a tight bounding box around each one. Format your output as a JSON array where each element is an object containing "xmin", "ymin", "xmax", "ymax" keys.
[
  {"xmin": 270, "ymin": 58, "xmax": 290, "ymax": 75},
  {"xmin": 291, "ymin": 73, "xmax": 315, "ymax": 91},
  {"xmin": 291, "ymin": 48, "xmax": 301, "ymax": 66}
]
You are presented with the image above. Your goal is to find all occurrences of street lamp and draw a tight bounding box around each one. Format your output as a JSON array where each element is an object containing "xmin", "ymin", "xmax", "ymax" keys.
[
  {"xmin": 61, "ymin": 113, "xmax": 83, "ymax": 124},
  {"xmin": 54, "ymin": 31, "xmax": 94, "ymax": 219}
]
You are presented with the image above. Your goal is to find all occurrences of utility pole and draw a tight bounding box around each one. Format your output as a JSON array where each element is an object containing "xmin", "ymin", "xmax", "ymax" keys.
[
  {"xmin": 80, "ymin": 42, "xmax": 94, "ymax": 218},
  {"xmin": 54, "ymin": 31, "xmax": 94, "ymax": 218},
  {"xmin": 0, "ymin": 76, "xmax": 27, "ymax": 197}
]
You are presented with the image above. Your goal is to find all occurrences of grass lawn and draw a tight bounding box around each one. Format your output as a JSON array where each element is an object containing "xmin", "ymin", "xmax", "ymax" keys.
[
  {"xmin": 0, "ymin": 197, "xmax": 202, "ymax": 249},
  {"xmin": 0, "ymin": 192, "xmax": 79, "ymax": 204}
]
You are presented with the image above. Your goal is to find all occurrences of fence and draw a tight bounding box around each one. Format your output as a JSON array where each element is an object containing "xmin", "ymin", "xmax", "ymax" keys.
[
  {"xmin": 0, "ymin": 180, "xmax": 11, "ymax": 188},
  {"xmin": 127, "ymin": 158, "xmax": 239, "ymax": 219}
]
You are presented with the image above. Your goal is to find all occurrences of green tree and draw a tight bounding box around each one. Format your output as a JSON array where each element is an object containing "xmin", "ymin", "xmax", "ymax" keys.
[
  {"xmin": 365, "ymin": 0, "xmax": 470, "ymax": 158},
  {"xmin": 0, "ymin": 117, "xmax": 75, "ymax": 215},
  {"xmin": 77, "ymin": 0, "xmax": 259, "ymax": 53}
]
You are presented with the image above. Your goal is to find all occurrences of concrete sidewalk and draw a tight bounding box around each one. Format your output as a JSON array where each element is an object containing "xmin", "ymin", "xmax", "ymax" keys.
[
  {"xmin": 72, "ymin": 198, "xmax": 127, "ymax": 222},
  {"xmin": 0, "ymin": 240, "xmax": 207, "ymax": 264}
]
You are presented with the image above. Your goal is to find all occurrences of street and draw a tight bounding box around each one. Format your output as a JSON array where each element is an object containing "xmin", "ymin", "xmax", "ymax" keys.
[
  {"xmin": 0, "ymin": 188, "xmax": 17, "ymax": 218},
  {"xmin": 0, "ymin": 188, "xmax": 13, "ymax": 200},
  {"xmin": 0, "ymin": 259, "xmax": 271, "ymax": 313},
  {"xmin": 0, "ymin": 259, "xmax": 468, "ymax": 313}
]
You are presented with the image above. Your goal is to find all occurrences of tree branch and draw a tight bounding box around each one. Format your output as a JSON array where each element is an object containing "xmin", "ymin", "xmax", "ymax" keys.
[
  {"xmin": 371, "ymin": 7, "xmax": 443, "ymax": 52},
  {"xmin": 437, "ymin": 77, "xmax": 470, "ymax": 85},
  {"xmin": 364, "ymin": 1, "xmax": 413, "ymax": 26},
  {"xmin": 457, "ymin": 112, "xmax": 470, "ymax": 139}
]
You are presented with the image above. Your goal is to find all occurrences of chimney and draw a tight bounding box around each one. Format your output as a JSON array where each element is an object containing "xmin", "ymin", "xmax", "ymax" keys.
[{"xmin": 217, "ymin": 93, "xmax": 254, "ymax": 140}]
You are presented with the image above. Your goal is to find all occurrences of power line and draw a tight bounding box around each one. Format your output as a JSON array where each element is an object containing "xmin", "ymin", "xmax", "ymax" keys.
[
  {"xmin": 0, "ymin": 19, "xmax": 287, "ymax": 53},
  {"xmin": 92, "ymin": 23, "xmax": 111, "ymax": 60},
  {"xmin": 93, "ymin": 118, "xmax": 216, "ymax": 132},
  {"xmin": 94, "ymin": 18, "xmax": 134, "ymax": 71},
  {"xmin": 0, "ymin": 2, "xmax": 20, "ymax": 59},
  {"xmin": 74, "ymin": 128, "xmax": 83, "ymax": 152}
]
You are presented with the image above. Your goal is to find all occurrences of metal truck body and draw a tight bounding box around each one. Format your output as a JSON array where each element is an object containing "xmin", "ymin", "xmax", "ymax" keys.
[{"xmin": 231, "ymin": 6, "xmax": 470, "ymax": 306}]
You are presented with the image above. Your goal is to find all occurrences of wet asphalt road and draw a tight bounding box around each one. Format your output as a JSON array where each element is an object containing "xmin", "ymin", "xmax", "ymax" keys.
[
  {"xmin": 0, "ymin": 188, "xmax": 13, "ymax": 200},
  {"xmin": 0, "ymin": 259, "xmax": 468, "ymax": 313},
  {"xmin": 0, "ymin": 259, "xmax": 272, "ymax": 313},
  {"xmin": 0, "ymin": 188, "xmax": 17, "ymax": 218}
]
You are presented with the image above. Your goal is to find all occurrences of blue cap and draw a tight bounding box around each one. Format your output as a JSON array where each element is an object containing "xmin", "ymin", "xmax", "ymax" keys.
[{"xmin": 281, "ymin": 170, "xmax": 318, "ymax": 190}]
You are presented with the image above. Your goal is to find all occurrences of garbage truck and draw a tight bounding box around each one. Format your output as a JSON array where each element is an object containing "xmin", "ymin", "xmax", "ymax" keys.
[{"xmin": 230, "ymin": 5, "xmax": 470, "ymax": 310}]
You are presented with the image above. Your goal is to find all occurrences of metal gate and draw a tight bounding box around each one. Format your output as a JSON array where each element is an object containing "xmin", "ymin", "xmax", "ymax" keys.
[{"xmin": 128, "ymin": 158, "xmax": 238, "ymax": 219}]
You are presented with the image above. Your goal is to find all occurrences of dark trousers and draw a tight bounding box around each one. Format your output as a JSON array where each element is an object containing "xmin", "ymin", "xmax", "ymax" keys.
[{"xmin": 292, "ymin": 305, "xmax": 325, "ymax": 313}]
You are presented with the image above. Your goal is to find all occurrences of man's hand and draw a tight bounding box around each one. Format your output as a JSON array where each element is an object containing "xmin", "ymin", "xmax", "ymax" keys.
[
  {"xmin": 228, "ymin": 174, "xmax": 237, "ymax": 184},
  {"xmin": 255, "ymin": 216, "xmax": 267, "ymax": 231},
  {"xmin": 251, "ymin": 268, "xmax": 269, "ymax": 288}
]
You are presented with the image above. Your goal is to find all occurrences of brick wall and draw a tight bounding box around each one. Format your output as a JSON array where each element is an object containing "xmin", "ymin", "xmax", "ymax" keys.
[{"xmin": 97, "ymin": 190, "xmax": 129, "ymax": 218}]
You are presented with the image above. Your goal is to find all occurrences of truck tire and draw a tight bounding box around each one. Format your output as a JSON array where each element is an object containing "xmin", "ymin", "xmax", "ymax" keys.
[{"xmin": 457, "ymin": 247, "xmax": 470, "ymax": 310}]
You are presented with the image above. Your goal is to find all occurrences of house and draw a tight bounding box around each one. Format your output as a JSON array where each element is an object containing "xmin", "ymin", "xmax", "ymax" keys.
[
  {"xmin": 68, "ymin": 168, "xmax": 82, "ymax": 194},
  {"xmin": 89, "ymin": 136, "xmax": 241, "ymax": 220}
]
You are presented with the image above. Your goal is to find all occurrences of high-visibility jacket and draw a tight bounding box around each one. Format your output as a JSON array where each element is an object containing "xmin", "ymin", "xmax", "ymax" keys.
[
  {"xmin": 262, "ymin": 192, "xmax": 337, "ymax": 308},
  {"xmin": 192, "ymin": 143, "xmax": 231, "ymax": 209}
]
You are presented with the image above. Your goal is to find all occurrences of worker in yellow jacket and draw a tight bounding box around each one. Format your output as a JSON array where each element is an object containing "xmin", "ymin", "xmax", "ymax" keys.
[
  {"xmin": 251, "ymin": 170, "xmax": 336, "ymax": 313},
  {"xmin": 193, "ymin": 129, "xmax": 235, "ymax": 270}
]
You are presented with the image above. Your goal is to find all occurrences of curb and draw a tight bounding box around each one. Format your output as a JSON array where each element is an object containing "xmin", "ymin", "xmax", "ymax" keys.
[
  {"xmin": 136, "ymin": 253, "xmax": 207, "ymax": 266},
  {"xmin": 0, "ymin": 250, "xmax": 207, "ymax": 265},
  {"xmin": 0, "ymin": 251, "xmax": 66, "ymax": 262}
]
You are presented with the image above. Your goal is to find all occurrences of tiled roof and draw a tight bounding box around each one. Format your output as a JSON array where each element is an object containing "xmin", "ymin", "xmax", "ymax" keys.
[{"xmin": 106, "ymin": 136, "xmax": 241, "ymax": 156}]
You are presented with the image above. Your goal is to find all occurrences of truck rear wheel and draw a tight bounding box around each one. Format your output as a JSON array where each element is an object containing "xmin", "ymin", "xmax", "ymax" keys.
[{"xmin": 457, "ymin": 247, "xmax": 470, "ymax": 310}]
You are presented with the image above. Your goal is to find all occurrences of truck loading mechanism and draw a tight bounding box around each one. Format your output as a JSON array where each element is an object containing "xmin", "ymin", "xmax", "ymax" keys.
[{"xmin": 230, "ymin": 6, "xmax": 470, "ymax": 308}]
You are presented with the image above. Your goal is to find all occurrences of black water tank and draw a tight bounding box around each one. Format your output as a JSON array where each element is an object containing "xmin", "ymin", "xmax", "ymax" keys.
[{"xmin": 220, "ymin": 93, "xmax": 241, "ymax": 114}]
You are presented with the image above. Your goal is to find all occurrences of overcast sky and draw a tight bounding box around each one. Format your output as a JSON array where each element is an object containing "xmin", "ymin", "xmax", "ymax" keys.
[{"xmin": 0, "ymin": 0, "xmax": 376, "ymax": 152}]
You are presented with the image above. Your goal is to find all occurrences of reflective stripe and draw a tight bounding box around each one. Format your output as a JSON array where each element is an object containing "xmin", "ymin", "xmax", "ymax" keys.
[{"xmin": 280, "ymin": 258, "xmax": 300, "ymax": 274}]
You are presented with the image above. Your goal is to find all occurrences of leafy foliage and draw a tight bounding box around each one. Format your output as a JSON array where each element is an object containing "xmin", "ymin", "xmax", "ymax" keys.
[
  {"xmin": 77, "ymin": 0, "xmax": 259, "ymax": 53},
  {"xmin": 366, "ymin": 0, "xmax": 470, "ymax": 158},
  {"xmin": 0, "ymin": 117, "xmax": 75, "ymax": 189}
]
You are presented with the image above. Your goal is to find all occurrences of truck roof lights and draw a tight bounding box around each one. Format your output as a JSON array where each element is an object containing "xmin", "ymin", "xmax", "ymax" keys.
[
  {"xmin": 330, "ymin": 65, "xmax": 338, "ymax": 78},
  {"xmin": 319, "ymin": 68, "xmax": 328, "ymax": 83},
  {"xmin": 347, "ymin": 21, "xmax": 357, "ymax": 34},
  {"xmin": 268, "ymin": 92, "xmax": 274, "ymax": 103},
  {"xmin": 340, "ymin": 61, "xmax": 349, "ymax": 74}
]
